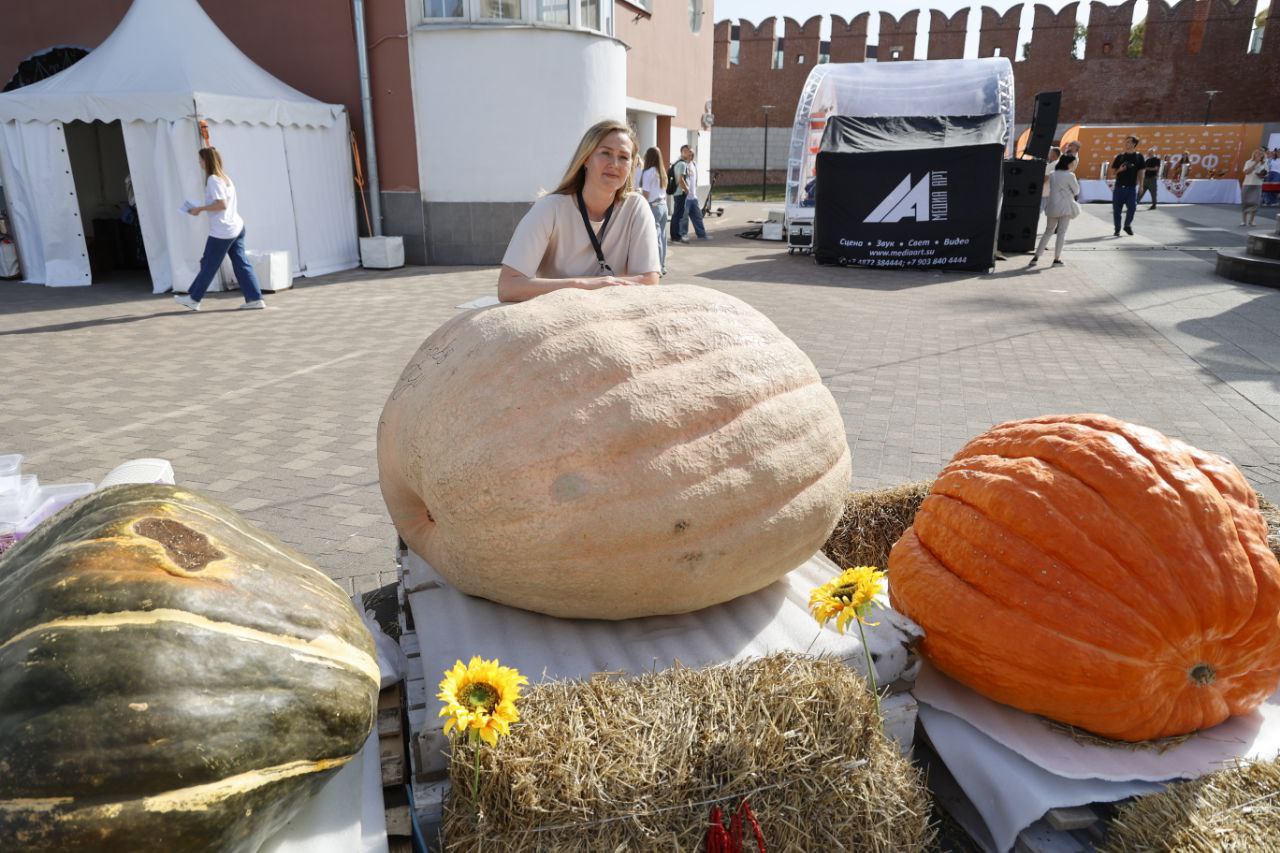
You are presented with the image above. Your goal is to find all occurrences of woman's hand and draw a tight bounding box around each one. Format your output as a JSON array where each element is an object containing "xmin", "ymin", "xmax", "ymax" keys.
[{"xmin": 187, "ymin": 206, "xmax": 202, "ymax": 216}]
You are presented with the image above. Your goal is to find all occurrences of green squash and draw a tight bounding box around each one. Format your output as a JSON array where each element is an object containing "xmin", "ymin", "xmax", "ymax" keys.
[{"xmin": 0, "ymin": 484, "xmax": 380, "ymax": 852}]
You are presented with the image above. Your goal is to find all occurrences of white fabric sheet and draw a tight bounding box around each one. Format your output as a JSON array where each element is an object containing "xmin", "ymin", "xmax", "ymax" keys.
[
  {"xmin": 919, "ymin": 703, "xmax": 1165, "ymax": 853},
  {"xmin": 121, "ymin": 119, "xmax": 206, "ymax": 294},
  {"xmin": 1078, "ymin": 178, "xmax": 1242, "ymax": 204},
  {"xmin": 284, "ymin": 119, "xmax": 360, "ymax": 276},
  {"xmin": 915, "ymin": 663, "xmax": 1280, "ymax": 783},
  {"xmin": 0, "ymin": 121, "xmax": 89, "ymax": 285},
  {"xmin": 405, "ymin": 550, "xmax": 924, "ymax": 729},
  {"xmin": 0, "ymin": 0, "xmax": 339, "ymax": 128},
  {"xmin": 207, "ymin": 122, "xmax": 301, "ymax": 275}
]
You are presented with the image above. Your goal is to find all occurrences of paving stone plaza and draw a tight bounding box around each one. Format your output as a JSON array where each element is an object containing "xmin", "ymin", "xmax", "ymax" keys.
[{"xmin": 4, "ymin": 201, "xmax": 1279, "ymax": 594}]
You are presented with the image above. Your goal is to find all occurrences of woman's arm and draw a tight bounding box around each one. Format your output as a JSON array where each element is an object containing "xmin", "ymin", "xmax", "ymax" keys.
[
  {"xmin": 191, "ymin": 199, "xmax": 227, "ymax": 214},
  {"xmin": 497, "ymin": 266, "xmax": 656, "ymax": 303}
]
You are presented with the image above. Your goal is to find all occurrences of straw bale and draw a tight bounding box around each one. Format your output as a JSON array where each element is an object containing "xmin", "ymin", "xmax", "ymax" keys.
[
  {"xmin": 442, "ymin": 653, "xmax": 934, "ymax": 851},
  {"xmin": 822, "ymin": 482, "xmax": 931, "ymax": 570},
  {"xmin": 1104, "ymin": 759, "xmax": 1280, "ymax": 852}
]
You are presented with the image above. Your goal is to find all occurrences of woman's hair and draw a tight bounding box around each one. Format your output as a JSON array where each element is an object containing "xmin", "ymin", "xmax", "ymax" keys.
[
  {"xmin": 550, "ymin": 119, "xmax": 638, "ymax": 203},
  {"xmin": 198, "ymin": 147, "xmax": 229, "ymax": 183},
  {"xmin": 643, "ymin": 146, "xmax": 664, "ymax": 173},
  {"xmin": 1055, "ymin": 154, "xmax": 1076, "ymax": 171}
]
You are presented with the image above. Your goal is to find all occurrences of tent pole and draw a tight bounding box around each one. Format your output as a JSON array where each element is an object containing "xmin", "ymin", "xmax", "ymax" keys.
[{"xmin": 352, "ymin": 0, "xmax": 383, "ymax": 237}]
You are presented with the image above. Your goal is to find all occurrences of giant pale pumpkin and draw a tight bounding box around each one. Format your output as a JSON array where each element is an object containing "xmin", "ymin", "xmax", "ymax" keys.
[
  {"xmin": 0, "ymin": 485, "xmax": 380, "ymax": 852},
  {"xmin": 378, "ymin": 284, "xmax": 851, "ymax": 619},
  {"xmin": 889, "ymin": 414, "xmax": 1280, "ymax": 742}
]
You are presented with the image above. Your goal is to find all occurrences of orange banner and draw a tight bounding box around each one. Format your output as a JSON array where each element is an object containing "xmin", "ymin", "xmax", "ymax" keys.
[{"xmin": 1072, "ymin": 124, "xmax": 1266, "ymax": 181}]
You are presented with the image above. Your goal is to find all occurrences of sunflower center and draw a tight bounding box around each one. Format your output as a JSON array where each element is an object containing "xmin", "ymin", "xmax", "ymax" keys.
[
  {"xmin": 1189, "ymin": 663, "xmax": 1216, "ymax": 686},
  {"xmin": 463, "ymin": 681, "xmax": 500, "ymax": 711}
]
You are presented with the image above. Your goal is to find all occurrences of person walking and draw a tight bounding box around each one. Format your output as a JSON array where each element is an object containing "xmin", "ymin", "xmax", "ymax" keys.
[
  {"xmin": 639, "ymin": 146, "xmax": 669, "ymax": 276},
  {"xmin": 677, "ymin": 146, "xmax": 710, "ymax": 241},
  {"xmin": 1137, "ymin": 148, "xmax": 1161, "ymax": 210},
  {"xmin": 1110, "ymin": 136, "xmax": 1145, "ymax": 237},
  {"xmin": 1242, "ymin": 147, "xmax": 1269, "ymax": 227},
  {"xmin": 669, "ymin": 146, "xmax": 689, "ymax": 243},
  {"xmin": 1029, "ymin": 154, "xmax": 1081, "ymax": 267},
  {"xmin": 173, "ymin": 147, "xmax": 267, "ymax": 311}
]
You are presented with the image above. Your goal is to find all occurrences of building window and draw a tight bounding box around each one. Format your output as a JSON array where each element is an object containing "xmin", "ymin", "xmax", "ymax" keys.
[
  {"xmin": 797, "ymin": 54, "xmax": 805, "ymax": 64},
  {"xmin": 424, "ymin": 0, "xmax": 465, "ymax": 17},
  {"xmin": 772, "ymin": 36, "xmax": 785, "ymax": 69},
  {"xmin": 729, "ymin": 24, "xmax": 740, "ymax": 65},
  {"xmin": 579, "ymin": 0, "xmax": 599, "ymax": 30},
  {"xmin": 535, "ymin": 0, "xmax": 569, "ymax": 24},
  {"xmin": 477, "ymin": 0, "xmax": 519, "ymax": 19},
  {"xmin": 818, "ymin": 40, "xmax": 830, "ymax": 64},
  {"xmin": 689, "ymin": 0, "xmax": 703, "ymax": 34}
]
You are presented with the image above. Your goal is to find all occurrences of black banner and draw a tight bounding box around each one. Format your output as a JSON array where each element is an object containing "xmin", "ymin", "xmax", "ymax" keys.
[{"xmin": 813, "ymin": 144, "xmax": 1004, "ymax": 272}]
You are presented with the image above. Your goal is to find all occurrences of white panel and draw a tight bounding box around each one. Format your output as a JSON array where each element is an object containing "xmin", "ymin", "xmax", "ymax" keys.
[
  {"xmin": 283, "ymin": 119, "xmax": 359, "ymax": 276},
  {"xmin": 121, "ymin": 119, "xmax": 207, "ymax": 294},
  {"xmin": 413, "ymin": 27, "xmax": 626, "ymax": 202},
  {"xmin": 0, "ymin": 121, "xmax": 90, "ymax": 285},
  {"xmin": 205, "ymin": 122, "xmax": 300, "ymax": 275}
]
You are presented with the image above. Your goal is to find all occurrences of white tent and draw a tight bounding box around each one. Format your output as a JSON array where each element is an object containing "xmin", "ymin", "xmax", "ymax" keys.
[{"xmin": 0, "ymin": 0, "xmax": 359, "ymax": 292}]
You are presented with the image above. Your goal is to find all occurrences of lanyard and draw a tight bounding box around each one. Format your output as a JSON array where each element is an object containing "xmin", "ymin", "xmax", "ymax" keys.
[{"xmin": 576, "ymin": 191, "xmax": 615, "ymax": 274}]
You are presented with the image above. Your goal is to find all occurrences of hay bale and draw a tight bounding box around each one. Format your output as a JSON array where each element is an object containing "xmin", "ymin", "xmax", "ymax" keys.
[
  {"xmin": 1104, "ymin": 758, "xmax": 1280, "ymax": 852},
  {"xmin": 822, "ymin": 482, "xmax": 931, "ymax": 570},
  {"xmin": 442, "ymin": 653, "xmax": 934, "ymax": 851}
]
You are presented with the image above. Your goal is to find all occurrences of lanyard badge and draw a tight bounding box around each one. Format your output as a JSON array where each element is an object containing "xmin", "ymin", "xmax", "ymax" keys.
[{"xmin": 576, "ymin": 191, "xmax": 616, "ymax": 276}]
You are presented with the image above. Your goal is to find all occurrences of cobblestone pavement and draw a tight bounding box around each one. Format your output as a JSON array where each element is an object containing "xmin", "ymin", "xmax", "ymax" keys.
[{"xmin": 4, "ymin": 202, "xmax": 1279, "ymax": 593}]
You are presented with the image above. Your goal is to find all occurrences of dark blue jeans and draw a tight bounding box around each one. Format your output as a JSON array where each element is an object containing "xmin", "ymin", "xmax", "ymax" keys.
[
  {"xmin": 670, "ymin": 193, "xmax": 686, "ymax": 240},
  {"xmin": 188, "ymin": 229, "xmax": 263, "ymax": 303},
  {"xmin": 1112, "ymin": 185, "xmax": 1137, "ymax": 231},
  {"xmin": 683, "ymin": 195, "xmax": 707, "ymax": 239}
]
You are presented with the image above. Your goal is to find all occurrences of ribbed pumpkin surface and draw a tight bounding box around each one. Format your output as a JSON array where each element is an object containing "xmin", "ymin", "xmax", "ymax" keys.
[
  {"xmin": 378, "ymin": 284, "xmax": 851, "ymax": 619},
  {"xmin": 888, "ymin": 414, "xmax": 1280, "ymax": 742},
  {"xmin": 0, "ymin": 485, "xmax": 379, "ymax": 852}
]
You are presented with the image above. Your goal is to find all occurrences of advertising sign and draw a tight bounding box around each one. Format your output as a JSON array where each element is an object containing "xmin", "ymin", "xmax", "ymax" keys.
[
  {"xmin": 1074, "ymin": 124, "xmax": 1266, "ymax": 180},
  {"xmin": 813, "ymin": 145, "xmax": 1003, "ymax": 272}
]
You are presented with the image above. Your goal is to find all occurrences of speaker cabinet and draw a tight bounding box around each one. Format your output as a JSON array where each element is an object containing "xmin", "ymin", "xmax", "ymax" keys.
[
  {"xmin": 1026, "ymin": 91, "xmax": 1062, "ymax": 160},
  {"xmin": 1003, "ymin": 158, "xmax": 1046, "ymax": 206}
]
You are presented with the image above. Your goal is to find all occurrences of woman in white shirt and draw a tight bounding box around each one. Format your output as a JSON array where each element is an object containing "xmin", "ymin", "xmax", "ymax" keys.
[
  {"xmin": 173, "ymin": 147, "xmax": 266, "ymax": 311},
  {"xmin": 1242, "ymin": 147, "xmax": 1268, "ymax": 227},
  {"xmin": 639, "ymin": 146, "xmax": 669, "ymax": 277},
  {"xmin": 1029, "ymin": 154, "xmax": 1081, "ymax": 267},
  {"xmin": 498, "ymin": 120, "xmax": 660, "ymax": 303}
]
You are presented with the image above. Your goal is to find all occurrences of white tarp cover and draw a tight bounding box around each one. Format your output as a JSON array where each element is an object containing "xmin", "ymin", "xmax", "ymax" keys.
[
  {"xmin": 0, "ymin": 0, "xmax": 358, "ymax": 291},
  {"xmin": 785, "ymin": 58, "xmax": 1015, "ymax": 218}
]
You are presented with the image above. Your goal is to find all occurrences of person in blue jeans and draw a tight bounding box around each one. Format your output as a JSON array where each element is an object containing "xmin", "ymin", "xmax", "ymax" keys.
[
  {"xmin": 174, "ymin": 146, "xmax": 267, "ymax": 311},
  {"xmin": 676, "ymin": 145, "xmax": 710, "ymax": 241},
  {"xmin": 1110, "ymin": 136, "xmax": 1145, "ymax": 237}
]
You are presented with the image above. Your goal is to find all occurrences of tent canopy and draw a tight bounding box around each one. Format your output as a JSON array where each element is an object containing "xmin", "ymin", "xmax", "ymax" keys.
[
  {"xmin": 786, "ymin": 58, "xmax": 1015, "ymax": 217},
  {"xmin": 0, "ymin": 0, "xmax": 341, "ymax": 127}
]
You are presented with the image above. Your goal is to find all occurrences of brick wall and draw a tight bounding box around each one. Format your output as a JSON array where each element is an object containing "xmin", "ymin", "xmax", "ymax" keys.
[{"xmin": 712, "ymin": 0, "xmax": 1279, "ymax": 137}]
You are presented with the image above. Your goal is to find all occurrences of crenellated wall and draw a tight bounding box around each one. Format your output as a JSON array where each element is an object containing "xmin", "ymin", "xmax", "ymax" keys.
[{"xmin": 712, "ymin": 0, "xmax": 1279, "ymax": 144}]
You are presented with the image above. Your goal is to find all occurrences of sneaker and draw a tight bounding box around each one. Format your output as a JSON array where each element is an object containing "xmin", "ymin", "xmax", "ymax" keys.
[
  {"xmin": 1124, "ymin": 226, "xmax": 1134, "ymax": 236},
  {"xmin": 239, "ymin": 300, "xmax": 267, "ymax": 310},
  {"xmin": 1113, "ymin": 230, "xmax": 1120, "ymax": 237},
  {"xmin": 697, "ymin": 234, "xmax": 712, "ymax": 240},
  {"xmin": 1052, "ymin": 259, "xmax": 1065, "ymax": 266},
  {"xmin": 1027, "ymin": 257, "xmax": 1038, "ymax": 267},
  {"xmin": 173, "ymin": 294, "xmax": 201, "ymax": 311}
]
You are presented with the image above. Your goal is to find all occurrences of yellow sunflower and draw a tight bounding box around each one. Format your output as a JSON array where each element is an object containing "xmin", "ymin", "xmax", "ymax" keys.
[
  {"xmin": 437, "ymin": 656, "xmax": 528, "ymax": 746},
  {"xmin": 809, "ymin": 566, "xmax": 886, "ymax": 635}
]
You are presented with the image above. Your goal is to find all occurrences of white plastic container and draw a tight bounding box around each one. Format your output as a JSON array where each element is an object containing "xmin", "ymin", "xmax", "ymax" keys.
[
  {"xmin": 0, "ymin": 474, "xmax": 40, "ymax": 526},
  {"xmin": 15, "ymin": 482, "xmax": 95, "ymax": 539},
  {"xmin": 360, "ymin": 236, "xmax": 405, "ymax": 270},
  {"xmin": 97, "ymin": 458, "xmax": 176, "ymax": 489},
  {"xmin": 248, "ymin": 250, "xmax": 293, "ymax": 292},
  {"xmin": 0, "ymin": 453, "xmax": 22, "ymax": 493}
]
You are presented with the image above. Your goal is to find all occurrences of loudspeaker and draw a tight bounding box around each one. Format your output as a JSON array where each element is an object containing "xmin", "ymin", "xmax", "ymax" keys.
[
  {"xmin": 997, "ymin": 201, "xmax": 1040, "ymax": 254},
  {"xmin": 1026, "ymin": 90, "xmax": 1061, "ymax": 160},
  {"xmin": 1002, "ymin": 158, "xmax": 1046, "ymax": 206}
]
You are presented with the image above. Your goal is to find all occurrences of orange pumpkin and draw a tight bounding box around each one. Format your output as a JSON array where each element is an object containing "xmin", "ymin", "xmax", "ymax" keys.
[{"xmin": 888, "ymin": 414, "xmax": 1280, "ymax": 742}]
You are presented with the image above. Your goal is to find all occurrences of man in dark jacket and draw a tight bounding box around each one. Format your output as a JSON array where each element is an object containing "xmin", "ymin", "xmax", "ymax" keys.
[
  {"xmin": 1111, "ymin": 136, "xmax": 1146, "ymax": 236},
  {"xmin": 1137, "ymin": 148, "xmax": 1161, "ymax": 210}
]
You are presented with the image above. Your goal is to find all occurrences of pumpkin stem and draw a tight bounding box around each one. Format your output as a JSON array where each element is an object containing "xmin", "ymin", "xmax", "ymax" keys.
[{"xmin": 1189, "ymin": 663, "xmax": 1216, "ymax": 686}]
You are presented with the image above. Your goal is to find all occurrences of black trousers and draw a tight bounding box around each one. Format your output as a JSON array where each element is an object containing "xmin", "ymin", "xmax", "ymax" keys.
[{"xmin": 670, "ymin": 193, "xmax": 686, "ymax": 239}]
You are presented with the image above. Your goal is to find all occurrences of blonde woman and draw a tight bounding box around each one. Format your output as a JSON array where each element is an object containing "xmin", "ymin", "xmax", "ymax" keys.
[
  {"xmin": 498, "ymin": 120, "xmax": 660, "ymax": 303},
  {"xmin": 1242, "ymin": 147, "xmax": 1268, "ymax": 227},
  {"xmin": 174, "ymin": 147, "xmax": 266, "ymax": 311},
  {"xmin": 639, "ymin": 146, "xmax": 669, "ymax": 276}
]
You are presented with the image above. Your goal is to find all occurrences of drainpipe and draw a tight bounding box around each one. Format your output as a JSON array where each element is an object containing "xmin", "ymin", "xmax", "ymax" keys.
[{"xmin": 352, "ymin": 0, "xmax": 383, "ymax": 236}]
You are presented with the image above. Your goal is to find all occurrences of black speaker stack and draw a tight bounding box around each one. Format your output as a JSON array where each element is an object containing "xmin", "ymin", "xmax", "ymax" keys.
[
  {"xmin": 997, "ymin": 91, "xmax": 1062, "ymax": 254},
  {"xmin": 998, "ymin": 158, "xmax": 1044, "ymax": 254}
]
